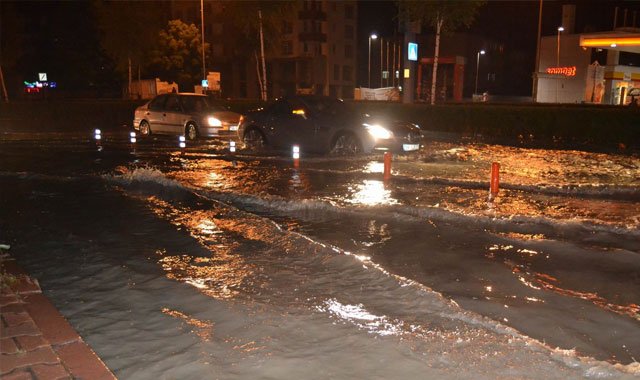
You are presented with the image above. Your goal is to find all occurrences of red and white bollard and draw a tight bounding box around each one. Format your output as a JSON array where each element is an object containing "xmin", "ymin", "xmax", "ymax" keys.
[
  {"xmin": 383, "ymin": 151, "xmax": 392, "ymax": 180},
  {"xmin": 489, "ymin": 162, "xmax": 500, "ymax": 201}
]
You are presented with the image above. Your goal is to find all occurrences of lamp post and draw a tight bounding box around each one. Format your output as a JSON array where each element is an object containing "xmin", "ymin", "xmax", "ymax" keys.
[
  {"xmin": 200, "ymin": 0, "xmax": 206, "ymax": 92},
  {"xmin": 368, "ymin": 33, "xmax": 378, "ymax": 88},
  {"xmin": 556, "ymin": 26, "xmax": 564, "ymax": 103},
  {"xmin": 475, "ymin": 50, "xmax": 485, "ymax": 95}
]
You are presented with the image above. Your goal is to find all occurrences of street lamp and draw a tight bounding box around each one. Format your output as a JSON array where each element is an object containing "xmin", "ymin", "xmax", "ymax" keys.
[
  {"xmin": 557, "ymin": 26, "xmax": 564, "ymax": 67},
  {"xmin": 475, "ymin": 50, "xmax": 485, "ymax": 95},
  {"xmin": 368, "ymin": 33, "xmax": 378, "ymax": 88},
  {"xmin": 556, "ymin": 26, "xmax": 564, "ymax": 103}
]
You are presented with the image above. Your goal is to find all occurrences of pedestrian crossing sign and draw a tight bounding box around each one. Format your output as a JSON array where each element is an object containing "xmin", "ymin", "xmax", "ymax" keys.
[{"xmin": 408, "ymin": 43, "xmax": 418, "ymax": 61}]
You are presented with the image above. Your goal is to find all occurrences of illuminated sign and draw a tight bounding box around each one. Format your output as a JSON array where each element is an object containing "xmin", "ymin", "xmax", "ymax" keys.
[
  {"xmin": 201, "ymin": 79, "xmax": 209, "ymax": 88},
  {"xmin": 546, "ymin": 66, "xmax": 577, "ymax": 76},
  {"xmin": 38, "ymin": 73, "xmax": 47, "ymax": 81},
  {"xmin": 408, "ymin": 42, "xmax": 418, "ymax": 61}
]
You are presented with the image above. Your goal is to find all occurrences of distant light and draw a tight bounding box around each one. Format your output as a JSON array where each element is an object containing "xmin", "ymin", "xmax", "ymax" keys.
[
  {"xmin": 292, "ymin": 145, "xmax": 300, "ymax": 159},
  {"xmin": 480, "ymin": 50, "xmax": 486, "ymax": 55},
  {"xmin": 179, "ymin": 135, "xmax": 186, "ymax": 149},
  {"xmin": 94, "ymin": 129, "xmax": 101, "ymax": 135},
  {"xmin": 130, "ymin": 137, "xmax": 137, "ymax": 144},
  {"xmin": 179, "ymin": 136, "xmax": 186, "ymax": 142},
  {"xmin": 129, "ymin": 131, "xmax": 136, "ymax": 138},
  {"xmin": 611, "ymin": 43, "xmax": 617, "ymax": 48},
  {"xmin": 94, "ymin": 129, "xmax": 102, "ymax": 140},
  {"xmin": 370, "ymin": 33, "xmax": 378, "ymax": 40},
  {"xmin": 230, "ymin": 140, "xmax": 236, "ymax": 153},
  {"xmin": 557, "ymin": 26, "xmax": 565, "ymax": 32}
]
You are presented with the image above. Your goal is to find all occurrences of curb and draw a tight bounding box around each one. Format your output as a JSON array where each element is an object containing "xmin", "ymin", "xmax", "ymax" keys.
[{"xmin": 1, "ymin": 256, "xmax": 117, "ymax": 379}]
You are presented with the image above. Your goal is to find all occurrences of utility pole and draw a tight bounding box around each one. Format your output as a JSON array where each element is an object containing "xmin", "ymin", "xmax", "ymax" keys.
[
  {"xmin": 532, "ymin": 0, "xmax": 543, "ymax": 102},
  {"xmin": 259, "ymin": 9, "xmax": 267, "ymax": 101},
  {"xmin": 201, "ymin": 0, "xmax": 206, "ymax": 93}
]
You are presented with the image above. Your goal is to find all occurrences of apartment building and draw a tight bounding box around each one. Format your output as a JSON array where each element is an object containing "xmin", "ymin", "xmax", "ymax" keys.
[{"xmin": 170, "ymin": 0, "xmax": 357, "ymax": 99}]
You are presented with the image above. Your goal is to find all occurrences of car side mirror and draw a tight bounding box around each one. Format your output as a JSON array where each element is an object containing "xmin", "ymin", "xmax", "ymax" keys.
[{"xmin": 292, "ymin": 109, "xmax": 307, "ymax": 120}]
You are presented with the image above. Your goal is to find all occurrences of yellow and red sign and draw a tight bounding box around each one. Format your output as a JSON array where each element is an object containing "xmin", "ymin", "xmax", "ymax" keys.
[{"xmin": 546, "ymin": 66, "xmax": 577, "ymax": 76}]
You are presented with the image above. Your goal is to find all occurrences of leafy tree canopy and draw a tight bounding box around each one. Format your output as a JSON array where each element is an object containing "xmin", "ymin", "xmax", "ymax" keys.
[
  {"xmin": 95, "ymin": 0, "xmax": 168, "ymax": 78},
  {"xmin": 222, "ymin": 1, "xmax": 300, "ymax": 54},
  {"xmin": 398, "ymin": 0, "xmax": 484, "ymax": 34},
  {"xmin": 149, "ymin": 19, "xmax": 210, "ymax": 90}
]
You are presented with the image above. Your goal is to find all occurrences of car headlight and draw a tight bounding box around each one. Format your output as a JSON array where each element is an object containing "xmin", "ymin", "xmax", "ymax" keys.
[
  {"xmin": 364, "ymin": 123, "xmax": 393, "ymax": 140},
  {"xmin": 208, "ymin": 117, "xmax": 222, "ymax": 127}
]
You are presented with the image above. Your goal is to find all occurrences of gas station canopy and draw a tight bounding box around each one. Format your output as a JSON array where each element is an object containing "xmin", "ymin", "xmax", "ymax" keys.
[{"xmin": 580, "ymin": 30, "xmax": 640, "ymax": 54}]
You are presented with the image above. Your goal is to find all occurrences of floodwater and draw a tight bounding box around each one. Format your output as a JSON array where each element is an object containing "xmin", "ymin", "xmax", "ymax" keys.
[{"xmin": 1, "ymin": 129, "xmax": 639, "ymax": 379}]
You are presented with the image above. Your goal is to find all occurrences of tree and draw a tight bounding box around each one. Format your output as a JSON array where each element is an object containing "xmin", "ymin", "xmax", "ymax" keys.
[
  {"xmin": 149, "ymin": 19, "xmax": 210, "ymax": 91},
  {"xmin": 95, "ymin": 0, "xmax": 169, "ymax": 84},
  {"xmin": 398, "ymin": 1, "xmax": 484, "ymax": 104},
  {"xmin": 223, "ymin": 1, "xmax": 300, "ymax": 100}
]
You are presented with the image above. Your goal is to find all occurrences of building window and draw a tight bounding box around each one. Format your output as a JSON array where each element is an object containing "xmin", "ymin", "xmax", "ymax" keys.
[
  {"xmin": 345, "ymin": 4, "xmax": 354, "ymax": 19},
  {"xmin": 282, "ymin": 41, "xmax": 293, "ymax": 55},
  {"xmin": 345, "ymin": 25, "xmax": 354, "ymax": 39},
  {"xmin": 344, "ymin": 45, "xmax": 353, "ymax": 59},
  {"xmin": 212, "ymin": 23, "xmax": 223, "ymax": 36},
  {"xmin": 187, "ymin": 6, "xmax": 197, "ymax": 22},
  {"xmin": 212, "ymin": 43, "xmax": 223, "ymax": 57},
  {"xmin": 283, "ymin": 21, "xmax": 293, "ymax": 34},
  {"xmin": 342, "ymin": 66, "xmax": 352, "ymax": 81},
  {"xmin": 334, "ymin": 64, "xmax": 340, "ymax": 80}
]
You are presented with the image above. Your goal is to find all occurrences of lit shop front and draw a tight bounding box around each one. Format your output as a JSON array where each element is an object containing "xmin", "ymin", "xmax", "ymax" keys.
[{"xmin": 535, "ymin": 32, "xmax": 640, "ymax": 105}]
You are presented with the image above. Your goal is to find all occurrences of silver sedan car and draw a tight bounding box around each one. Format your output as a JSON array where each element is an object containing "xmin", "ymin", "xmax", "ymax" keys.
[{"xmin": 133, "ymin": 93, "xmax": 241, "ymax": 140}]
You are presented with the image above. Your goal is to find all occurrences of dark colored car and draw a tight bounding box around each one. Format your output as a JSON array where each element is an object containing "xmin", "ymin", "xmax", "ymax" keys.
[
  {"xmin": 237, "ymin": 95, "xmax": 423, "ymax": 154},
  {"xmin": 133, "ymin": 93, "xmax": 241, "ymax": 140}
]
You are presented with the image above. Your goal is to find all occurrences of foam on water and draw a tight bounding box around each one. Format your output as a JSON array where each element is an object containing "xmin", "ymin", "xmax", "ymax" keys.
[{"xmin": 103, "ymin": 167, "xmax": 640, "ymax": 377}]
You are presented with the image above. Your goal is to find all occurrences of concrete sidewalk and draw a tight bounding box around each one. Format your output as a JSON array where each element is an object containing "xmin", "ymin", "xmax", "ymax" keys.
[{"xmin": 1, "ymin": 256, "xmax": 116, "ymax": 380}]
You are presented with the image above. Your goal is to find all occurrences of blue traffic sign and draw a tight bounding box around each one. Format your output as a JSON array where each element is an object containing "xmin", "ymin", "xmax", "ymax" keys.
[{"xmin": 408, "ymin": 42, "xmax": 418, "ymax": 62}]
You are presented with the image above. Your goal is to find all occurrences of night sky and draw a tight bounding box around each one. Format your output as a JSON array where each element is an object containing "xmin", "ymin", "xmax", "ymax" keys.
[{"xmin": 2, "ymin": 0, "xmax": 640, "ymax": 98}]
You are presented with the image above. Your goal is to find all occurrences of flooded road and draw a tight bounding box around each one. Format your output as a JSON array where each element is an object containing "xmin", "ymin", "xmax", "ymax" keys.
[{"xmin": 1, "ymin": 129, "xmax": 639, "ymax": 379}]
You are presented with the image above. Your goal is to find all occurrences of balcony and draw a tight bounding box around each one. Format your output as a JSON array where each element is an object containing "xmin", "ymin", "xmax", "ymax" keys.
[
  {"xmin": 298, "ymin": 9, "xmax": 327, "ymax": 20},
  {"xmin": 298, "ymin": 32, "xmax": 327, "ymax": 43}
]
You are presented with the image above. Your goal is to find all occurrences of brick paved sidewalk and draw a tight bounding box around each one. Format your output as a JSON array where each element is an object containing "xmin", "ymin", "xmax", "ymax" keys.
[{"xmin": 1, "ymin": 257, "xmax": 116, "ymax": 380}]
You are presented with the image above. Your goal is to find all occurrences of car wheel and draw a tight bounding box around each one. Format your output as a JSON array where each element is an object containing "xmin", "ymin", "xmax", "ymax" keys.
[
  {"xmin": 243, "ymin": 128, "xmax": 266, "ymax": 150},
  {"xmin": 330, "ymin": 133, "xmax": 362, "ymax": 155},
  {"xmin": 186, "ymin": 123, "xmax": 198, "ymax": 141},
  {"xmin": 139, "ymin": 121, "xmax": 151, "ymax": 136}
]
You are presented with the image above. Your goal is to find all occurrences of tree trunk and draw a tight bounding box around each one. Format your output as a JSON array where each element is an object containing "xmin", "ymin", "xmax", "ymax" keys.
[
  {"xmin": 430, "ymin": 17, "xmax": 443, "ymax": 105},
  {"xmin": 258, "ymin": 10, "xmax": 267, "ymax": 101},
  {"xmin": 0, "ymin": 65, "xmax": 8, "ymax": 102},
  {"xmin": 255, "ymin": 50, "xmax": 263, "ymax": 97}
]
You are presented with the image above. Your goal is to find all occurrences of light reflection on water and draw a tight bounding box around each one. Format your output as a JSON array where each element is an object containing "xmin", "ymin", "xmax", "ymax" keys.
[
  {"xmin": 345, "ymin": 180, "xmax": 398, "ymax": 206},
  {"xmin": 147, "ymin": 196, "xmax": 258, "ymax": 300},
  {"xmin": 484, "ymin": 243, "xmax": 640, "ymax": 322},
  {"xmin": 161, "ymin": 308, "xmax": 214, "ymax": 341}
]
